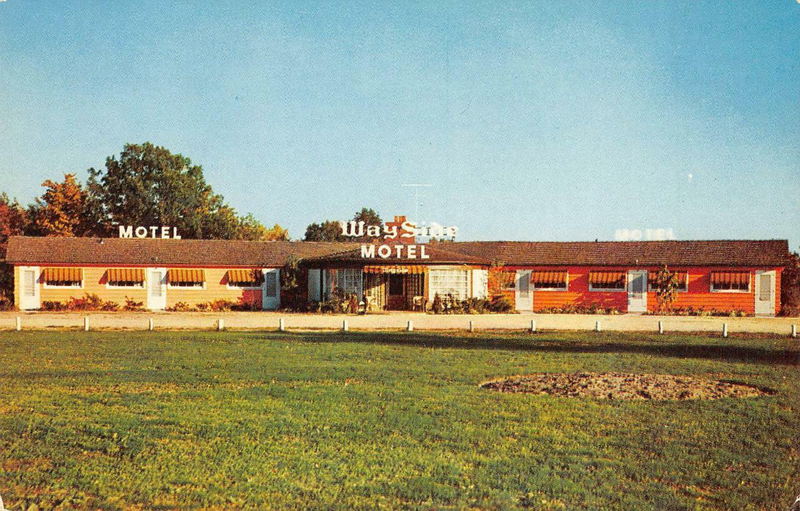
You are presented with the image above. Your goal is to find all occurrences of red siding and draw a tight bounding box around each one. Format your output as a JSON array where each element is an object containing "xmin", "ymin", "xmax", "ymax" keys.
[{"xmin": 492, "ymin": 266, "xmax": 783, "ymax": 314}]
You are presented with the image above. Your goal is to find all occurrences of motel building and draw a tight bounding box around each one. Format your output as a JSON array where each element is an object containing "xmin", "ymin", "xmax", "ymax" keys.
[{"xmin": 4, "ymin": 227, "xmax": 787, "ymax": 316}]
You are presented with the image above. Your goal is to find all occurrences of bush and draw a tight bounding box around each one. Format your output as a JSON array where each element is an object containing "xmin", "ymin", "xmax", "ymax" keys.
[
  {"xmin": 428, "ymin": 294, "xmax": 513, "ymax": 314},
  {"xmin": 315, "ymin": 289, "xmax": 360, "ymax": 314},
  {"xmin": 40, "ymin": 294, "xmax": 119, "ymax": 312},
  {"xmin": 537, "ymin": 304, "xmax": 620, "ymax": 315},
  {"xmin": 166, "ymin": 301, "xmax": 194, "ymax": 312},
  {"xmin": 42, "ymin": 300, "xmax": 67, "ymax": 311},
  {"xmin": 122, "ymin": 297, "xmax": 144, "ymax": 312}
]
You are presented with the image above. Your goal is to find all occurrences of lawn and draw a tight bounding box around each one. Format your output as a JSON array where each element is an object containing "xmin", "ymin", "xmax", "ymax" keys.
[{"xmin": 0, "ymin": 330, "xmax": 798, "ymax": 510}]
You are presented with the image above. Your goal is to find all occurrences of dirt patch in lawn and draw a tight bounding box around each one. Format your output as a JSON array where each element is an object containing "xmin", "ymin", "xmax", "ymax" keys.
[{"xmin": 480, "ymin": 373, "xmax": 775, "ymax": 400}]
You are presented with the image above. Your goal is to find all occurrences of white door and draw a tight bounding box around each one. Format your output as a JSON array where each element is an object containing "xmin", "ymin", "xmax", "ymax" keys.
[
  {"xmin": 262, "ymin": 268, "xmax": 280, "ymax": 310},
  {"xmin": 627, "ymin": 270, "xmax": 647, "ymax": 313},
  {"xmin": 754, "ymin": 270, "xmax": 775, "ymax": 316},
  {"xmin": 147, "ymin": 268, "xmax": 167, "ymax": 310},
  {"xmin": 515, "ymin": 270, "xmax": 533, "ymax": 311},
  {"xmin": 19, "ymin": 266, "xmax": 40, "ymax": 310}
]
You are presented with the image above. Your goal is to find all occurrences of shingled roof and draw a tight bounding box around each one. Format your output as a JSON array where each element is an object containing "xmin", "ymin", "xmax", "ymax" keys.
[
  {"xmin": 446, "ymin": 240, "xmax": 789, "ymax": 267},
  {"xmin": 4, "ymin": 236, "xmax": 359, "ymax": 267},
  {"xmin": 3, "ymin": 237, "xmax": 789, "ymax": 268}
]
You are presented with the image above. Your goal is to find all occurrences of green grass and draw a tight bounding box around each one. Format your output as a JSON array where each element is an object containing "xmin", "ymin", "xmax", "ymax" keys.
[{"xmin": 0, "ymin": 330, "xmax": 798, "ymax": 510}]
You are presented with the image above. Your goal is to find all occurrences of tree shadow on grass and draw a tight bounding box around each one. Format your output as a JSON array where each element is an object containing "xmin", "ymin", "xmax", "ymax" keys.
[{"xmin": 254, "ymin": 331, "xmax": 800, "ymax": 367}]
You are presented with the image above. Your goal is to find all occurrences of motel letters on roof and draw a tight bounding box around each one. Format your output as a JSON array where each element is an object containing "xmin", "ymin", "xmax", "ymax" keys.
[{"xmin": 119, "ymin": 225, "xmax": 181, "ymax": 239}]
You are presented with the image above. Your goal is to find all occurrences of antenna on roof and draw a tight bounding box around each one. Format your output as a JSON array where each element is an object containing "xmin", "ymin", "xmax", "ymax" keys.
[{"xmin": 401, "ymin": 183, "xmax": 432, "ymax": 222}]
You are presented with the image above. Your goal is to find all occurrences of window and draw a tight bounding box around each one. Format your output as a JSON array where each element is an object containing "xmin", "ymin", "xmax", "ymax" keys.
[
  {"xmin": 168, "ymin": 269, "xmax": 205, "ymax": 289},
  {"xmin": 336, "ymin": 268, "xmax": 362, "ymax": 296},
  {"xmin": 496, "ymin": 271, "xmax": 516, "ymax": 290},
  {"xmin": 588, "ymin": 271, "xmax": 625, "ymax": 291},
  {"xmin": 227, "ymin": 269, "xmax": 264, "ymax": 289},
  {"xmin": 531, "ymin": 271, "xmax": 568, "ymax": 290},
  {"xmin": 647, "ymin": 271, "xmax": 688, "ymax": 292},
  {"xmin": 388, "ymin": 274, "xmax": 404, "ymax": 296},
  {"xmin": 42, "ymin": 267, "xmax": 82, "ymax": 288},
  {"xmin": 106, "ymin": 268, "xmax": 145, "ymax": 288},
  {"xmin": 710, "ymin": 272, "xmax": 750, "ymax": 292},
  {"xmin": 429, "ymin": 269, "xmax": 470, "ymax": 300}
]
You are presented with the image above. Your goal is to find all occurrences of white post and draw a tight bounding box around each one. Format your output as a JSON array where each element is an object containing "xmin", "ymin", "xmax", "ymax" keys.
[
  {"xmin": 469, "ymin": 320, "xmax": 474, "ymax": 333},
  {"xmin": 217, "ymin": 319, "xmax": 224, "ymax": 331},
  {"xmin": 530, "ymin": 319, "xmax": 536, "ymax": 333},
  {"xmin": 658, "ymin": 320, "xmax": 663, "ymax": 334},
  {"xmin": 148, "ymin": 318, "xmax": 154, "ymax": 331},
  {"xmin": 84, "ymin": 316, "xmax": 90, "ymax": 332},
  {"xmin": 407, "ymin": 320, "xmax": 413, "ymax": 332},
  {"xmin": 722, "ymin": 323, "xmax": 728, "ymax": 338},
  {"xmin": 279, "ymin": 318, "xmax": 285, "ymax": 332},
  {"xmin": 15, "ymin": 316, "xmax": 21, "ymax": 332},
  {"xmin": 595, "ymin": 320, "xmax": 601, "ymax": 332},
  {"xmin": 791, "ymin": 324, "xmax": 796, "ymax": 339},
  {"xmin": 342, "ymin": 319, "xmax": 349, "ymax": 332}
]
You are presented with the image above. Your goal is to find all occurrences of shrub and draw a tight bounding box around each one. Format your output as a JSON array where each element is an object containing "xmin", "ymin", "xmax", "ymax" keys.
[
  {"xmin": 432, "ymin": 293, "xmax": 444, "ymax": 314},
  {"xmin": 42, "ymin": 300, "xmax": 67, "ymax": 311},
  {"xmin": 166, "ymin": 301, "xmax": 194, "ymax": 312},
  {"xmin": 123, "ymin": 297, "xmax": 144, "ymax": 312},
  {"xmin": 489, "ymin": 295, "xmax": 513, "ymax": 313},
  {"xmin": 317, "ymin": 289, "xmax": 358, "ymax": 314}
]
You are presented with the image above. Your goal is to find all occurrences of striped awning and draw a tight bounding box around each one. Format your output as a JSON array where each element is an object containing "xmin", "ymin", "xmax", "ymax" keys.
[
  {"xmin": 363, "ymin": 265, "xmax": 426, "ymax": 274},
  {"xmin": 588, "ymin": 271, "xmax": 626, "ymax": 286},
  {"xmin": 648, "ymin": 271, "xmax": 687, "ymax": 287},
  {"xmin": 42, "ymin": 267, "xmax": 82, "ymax": 282},
  {"xmin": 107, "ymin": 268, "xmax": 145, "ymax": 283},
  {"xmin": 531, "ymin": 271, "xmax": 567, "ymax": 286},
  {"xmin": 169, "ymin": 268, "xmax": 205, "ymax": 283},
  {"xmin": 710, "ymin": 271, "xmax": 749, "ymax": 286},
  {"xmin": 227, "ymin": 269, "xmax": 263, "ymax": 285}
]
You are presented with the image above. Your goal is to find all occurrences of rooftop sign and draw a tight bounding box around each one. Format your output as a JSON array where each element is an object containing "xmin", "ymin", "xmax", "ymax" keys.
[
  {"xmin": 339, "ymin": 216, "xmax": 458, "ymax": 259},
  {"xmin": 119, "ymin": 226, "xmax": 181, "ymax": 239}
]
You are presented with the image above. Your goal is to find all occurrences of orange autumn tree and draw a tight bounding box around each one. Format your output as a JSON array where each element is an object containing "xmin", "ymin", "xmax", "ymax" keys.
[{"xmin": 28, "ymin": 174, "xmax": 91, "ymax": 237}]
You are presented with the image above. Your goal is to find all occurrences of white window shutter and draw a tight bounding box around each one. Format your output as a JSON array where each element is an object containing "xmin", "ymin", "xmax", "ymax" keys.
[{"xmin": 473, "ymin": 269, "xmax": 488, "ymax": 299}]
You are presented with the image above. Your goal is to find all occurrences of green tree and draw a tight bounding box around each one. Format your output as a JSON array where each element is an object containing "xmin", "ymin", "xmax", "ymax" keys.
[
  {"xmin": 0, "ymin": 193, "xmax": 28, "ymax": 249},
  {"xmin": 86, "ymin": 142, "xmax": 244, "ymax": 239},
  {"xmin": 0, "ymin": 193, "xmax": 29, "ymax": 306},
  {"xmin": 780, "ymin": 250, "xmax": 799, "ymax": 316},
  {"xmin": 652, "ymin": 265, "xmax": 680, "ymax": 313},
  {"xmin": 304, "ymin": 220, "xmax": 347, "ymax": 241},
  {"xmin": 237, "ymin": 214, "xmax": 289, "ymax": 241},
  {"xmin": 27, "ymin": 174, "xmax": 90, "ymax": 237},
  {"xmin": 303, "ymin": 208, "xmax": 382, "ymax": 241}
]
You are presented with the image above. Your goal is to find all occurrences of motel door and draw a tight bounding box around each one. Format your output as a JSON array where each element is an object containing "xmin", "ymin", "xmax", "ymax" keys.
[
  {"xmin": 147, "ymin": 268, "xmax": 167, "ymax": 310},
  {"xmin": 515, "ymin": 270, "xmax": 533, "ymax": 311},
  {"xmin": 19, "ymin": 266, "xmax": 40, "ymax": 310},
  {"xmin": 262, "ymin": 269, "xmax": 280, "ymax": 310},
  {"xmin": 754, "ymin": 270, "xmax": 776, "ymax": 316},
  {"xmin": 627, "ymin": 270, "xmax": 647, "ymax": 313}
]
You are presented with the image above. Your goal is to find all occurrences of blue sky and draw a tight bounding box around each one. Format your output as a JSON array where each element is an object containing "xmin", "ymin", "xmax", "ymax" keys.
[{"xmin": 1, "ymin": 1, "xmax": 798, "ymax": 247}]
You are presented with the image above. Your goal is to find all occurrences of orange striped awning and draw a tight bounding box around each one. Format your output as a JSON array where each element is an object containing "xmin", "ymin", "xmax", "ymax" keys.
[
  {"xmin": 42, "ymin": 267, "xmax": 82, "ymax": 282},
  {"xmin": 363, "ymin": 265, "xmax": 425, "ymax": 274},
  {"xmin": 531, "ymin": 271, "xmax": 567, "ymax": 286},
  {"xmin": 227, "ymin": 269, "xmax": 263, "ymax": 285},
  {"xmin": 107, "ymin": 268, "xmax": 145, "ymax": 283},
  {"xmin": 710, "ymin": 271, "xmax": 749, "ymax": 286},
  {"xmin": 648, "ymin": 271, "xmax": 687, "ymax": 287},
  {"xmin": 169, "ymin": 268, "xmax": 205, "ymax": 283},
  {"xmin": 588, "ymin": 271, "xmax": 626, "ymax": 286}
]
